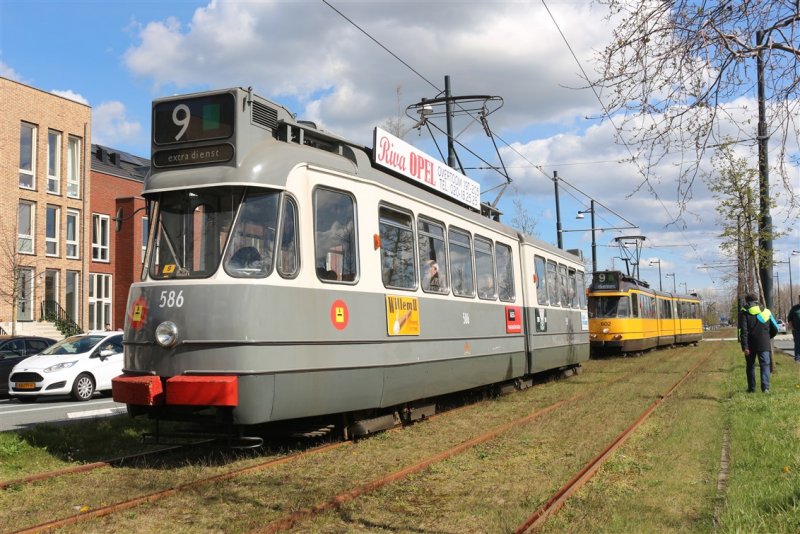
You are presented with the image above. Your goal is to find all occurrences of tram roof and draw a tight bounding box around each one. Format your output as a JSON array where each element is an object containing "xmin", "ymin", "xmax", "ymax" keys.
[{"xmin": 145, "ymin": 86, "xmax": 582, "ymax": 265}]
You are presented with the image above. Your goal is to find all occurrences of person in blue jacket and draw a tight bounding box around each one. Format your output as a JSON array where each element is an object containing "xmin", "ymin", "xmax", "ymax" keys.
[{"xmin": 738, "ymin": 293, "xmax": 779, "ymax": 393}]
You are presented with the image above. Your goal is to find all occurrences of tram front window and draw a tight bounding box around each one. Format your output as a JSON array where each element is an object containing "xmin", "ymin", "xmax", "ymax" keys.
[
  {"xmin": 589, "ymin": 296, "xmax": 629, "ymax": 318},
  {"xmin": 148, "ymin": 187, "xmax": 279, "ymax": 279}
]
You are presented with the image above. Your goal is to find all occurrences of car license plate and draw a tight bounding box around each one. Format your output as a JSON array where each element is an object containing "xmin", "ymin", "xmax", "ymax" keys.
[{"xmin": 15, "ymin": 382, "xmax": 36, "ymax": 390}]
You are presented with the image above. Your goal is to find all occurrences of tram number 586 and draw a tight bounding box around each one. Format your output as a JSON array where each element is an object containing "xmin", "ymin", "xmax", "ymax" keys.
[{"xmin": 158, "ymin": 290, "xmax": 185, "ymax": 308}]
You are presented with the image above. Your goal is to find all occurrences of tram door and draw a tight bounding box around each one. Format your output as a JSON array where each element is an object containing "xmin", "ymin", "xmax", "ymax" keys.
[{"xmin": 17, "ymin": 268, "xmax": 34, "ymax": 321}]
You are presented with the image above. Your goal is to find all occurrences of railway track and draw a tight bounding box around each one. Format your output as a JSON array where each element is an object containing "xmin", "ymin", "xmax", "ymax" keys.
[
  {"xmin": 254, "ymin": 348, "xmax": 712, "ymax": 533},
  {"xmin": 2, "ymin": 346, "xmax": 709, "ymax": 533},
  {"xmin": 0, "ymin": 442, "xmax": 209, "ymax": 491}
]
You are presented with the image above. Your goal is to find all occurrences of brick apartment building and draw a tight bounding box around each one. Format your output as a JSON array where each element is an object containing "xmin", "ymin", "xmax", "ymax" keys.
[
  {"xmin": 0, "ymin": 77, "xmax": 92, "ymax": 336},
  {"xmin": 0, "ymin": 77, "xmax": 148, "ymax": 337},
  {"xmin": 89, "ymin": 145, "xmax": 148, "ymax": 330}
]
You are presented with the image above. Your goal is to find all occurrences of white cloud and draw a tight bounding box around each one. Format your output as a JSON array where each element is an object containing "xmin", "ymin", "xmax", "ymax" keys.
[
  {"xmin": 51, "ymin": 89, "xmax": 89, "ymax": 105},
  {"xmin": 123, "ymin": 1, "xmax": 610, "ymax": 143},
  {"xmin": 91, "ymin": 101, "xmax": 143, "ymax": 150},
  {"xmin": 118, "ymin": 0, "xmax": 797, "ymax": 293},
  {"xmin": 0, "ymin": 60, "xmax": 23, "ymax": 81}
]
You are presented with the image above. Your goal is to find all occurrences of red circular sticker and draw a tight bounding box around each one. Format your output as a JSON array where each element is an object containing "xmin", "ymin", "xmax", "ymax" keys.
[{"xmin": 330, "ymin": 299, "xmax": 349, "ymax": 330}]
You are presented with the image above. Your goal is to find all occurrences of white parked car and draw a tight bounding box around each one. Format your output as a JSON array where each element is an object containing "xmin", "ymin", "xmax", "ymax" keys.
[{"xmin": 8, "ymin": 332, "xmax": 124, "ymax": 402}]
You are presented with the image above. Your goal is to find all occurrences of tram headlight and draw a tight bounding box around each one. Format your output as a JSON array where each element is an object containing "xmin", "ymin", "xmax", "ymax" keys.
[
  {"xmin": 155, "ymin": 321, "xmax": 179, "ymax": 348},
  {"xmin": 602, "ymin": 327, "xmax": 610, "ymax": 334}
]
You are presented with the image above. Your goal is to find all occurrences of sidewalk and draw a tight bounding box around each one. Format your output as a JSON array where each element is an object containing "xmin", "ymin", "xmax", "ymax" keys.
[{"xmin": 773, "ymin": 333, "xmax": 794, "ymax": 356}]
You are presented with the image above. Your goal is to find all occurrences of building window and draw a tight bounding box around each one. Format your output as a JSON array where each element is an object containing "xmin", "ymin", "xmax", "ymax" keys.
[
  {"xmin": 141, "ymin": 216, "xmax": 149, "ymax": 262},
  {"xmin": 88, "ymin": 273, "xmax": 112, "ymax": 331},
  {"xmin": 46, "ymin": 205, "xmax": 60, "ymax": 256},
  {"xmin": 65, "ymin": 271, "xmax": 80, "ymax": 324},
  {"xmin": 66, "ymin": 210, "xmax": 80, "ymax": 259},
  {"xmin": 44, "ymin": 269, "xmax": 59, "ymax": 312},
  {"xmin": 92, "ymin": 214, "xmax": 110, "ymax": 262},
  {"xmin": 17, "ymin": 201, "xmax": 35, "ymax": 254},
  {"xmin": 19, "ymin": 122, "xmax": 37, "ymax": 189},
  {"xmin": 47, "ymin": 130, "xmax": 61, "ymax": 194},
  {"xmin": 67, "ymin": 136, "xmax": 81, "ymax": 198}
]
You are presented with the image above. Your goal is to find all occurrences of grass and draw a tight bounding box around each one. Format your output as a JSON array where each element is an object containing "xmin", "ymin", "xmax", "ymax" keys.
[
  {"xmin": 0, "ymin": 415, "xmax": 173, "ymax": 481},
  {"xmin": 718, "ymin": 349, "xmax": 800, "ymax": 533},
  {"xmin": 0, "ymin": 342, "xmax": 798, "ymax": 533}
]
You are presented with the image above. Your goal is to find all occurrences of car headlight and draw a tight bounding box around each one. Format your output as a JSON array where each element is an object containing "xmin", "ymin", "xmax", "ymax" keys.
[
  {"xmin": 44, "ymin": 361, "xmax": 77, "ymax": 372},
  {"xmin": 155, "ymin": 321, "xmax": 179, "ymax": 348}
]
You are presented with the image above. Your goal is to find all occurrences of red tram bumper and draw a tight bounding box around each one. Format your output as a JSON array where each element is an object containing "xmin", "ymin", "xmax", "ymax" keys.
[{"xmin": 112, "ymin": 375, "xmax": 238, "ymax": 407}]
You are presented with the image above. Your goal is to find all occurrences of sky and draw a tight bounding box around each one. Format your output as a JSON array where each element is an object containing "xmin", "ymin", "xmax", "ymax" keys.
[{"xmin": 1, "ymin": 0, "xmax": 798, "ymax": 312}]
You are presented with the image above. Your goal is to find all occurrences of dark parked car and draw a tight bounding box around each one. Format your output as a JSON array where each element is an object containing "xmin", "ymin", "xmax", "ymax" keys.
[{"xmin": 0, "ymin": 335, "xmax": 57, "ymax": 396}]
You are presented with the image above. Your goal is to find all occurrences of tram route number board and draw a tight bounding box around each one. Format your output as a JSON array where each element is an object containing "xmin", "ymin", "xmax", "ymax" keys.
[{"xmin": 153, "ymin": 92, "xmax": 236, "ymax": 145}]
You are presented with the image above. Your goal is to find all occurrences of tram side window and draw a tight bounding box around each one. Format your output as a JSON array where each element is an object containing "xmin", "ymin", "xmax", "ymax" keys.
[
  {"xmin": 576, "ymin": 271, "xmax": 586, "ymax": 309},
  {"xmin": 379, "ymin": 206, "xmax": 416, "ymax": 290},
  {"xmin": 314, "ymin": 188, "xmax": 358, "ymax": 283},
  {"xmin": 449, "ymin": 228, "xmax": 475, "ymax": 297},
  {"xmin": 496, "ymin": 243, "xmax": 515, "ymax": 302},
  {"xmin": 659, "ymin": 298, "xmax": 672, "ymax": 319},
  {"xmin": 418, "ymin": 217, "xmax": 449, "ymax": 294},
  {"xmin": 475, "ymin": 236, "xmax": 496, "ymax": 300},
  {"xmin": 630, "ymin": 292, "xmax": 639, "ymax": 318},
  {"xmin": 558, "ymin": 264, "xmax": 568, "ymax": 307},
  {"xmin": 534, "ymin": 255, "xmax": 548, "ymax": 305},
  {"xmin": 224, "ymin": 190, "xmax": 280, "ymax": 278},
  {"xmin": 277, "ymin": 196, "xmax": 299, "ymax": 277},
  {"xmin": 642, "ymin": 294, "xmax": 655, "ymax": 318},
  {"xmin": 568, "ymin": 268, "xmax": 578, "ymax": 308},
  {"xmin": 546, "ymin": 260, "xmax": 558, "ymax": 306}
]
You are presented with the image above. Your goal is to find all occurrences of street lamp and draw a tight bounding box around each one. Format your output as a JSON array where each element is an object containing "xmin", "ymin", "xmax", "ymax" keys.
[
  {"xmin": 649, "ymin": 259, "xmax": 662, "ymax": 291},
  {"xmin": 665, "ymin": 272, "xmax": 676, "ymax": 293},
  {"xmin": 576, "ymin": 199, "xmax": 596, "ymax": 273},
  {"xmin": 679, "ymin": 282, "xmax": 687, "ymax": 294}
]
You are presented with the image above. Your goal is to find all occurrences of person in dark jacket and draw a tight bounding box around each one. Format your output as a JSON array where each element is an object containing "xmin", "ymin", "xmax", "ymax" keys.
[
  {"xmin": 788, "ymin": 294, "xmax": 800, "ymax": 363},
  {"xmin": 738, "ymin": 293, "xmax": 779, "ymax": 393}
]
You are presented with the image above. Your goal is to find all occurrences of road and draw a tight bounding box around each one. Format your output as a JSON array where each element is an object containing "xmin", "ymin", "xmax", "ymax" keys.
[
  {"xmin": 773, "ymin": 333, "xmax": 794, "ymax": 356},
  {"xmin": 0, "ymin": 396, "xmax": 127, "ymax": 432}
]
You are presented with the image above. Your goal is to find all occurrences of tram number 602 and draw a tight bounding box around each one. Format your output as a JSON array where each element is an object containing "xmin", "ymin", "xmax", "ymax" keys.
[{"xmin": 159, "ymin": 290, "xmax": 185, "ymax": 308}]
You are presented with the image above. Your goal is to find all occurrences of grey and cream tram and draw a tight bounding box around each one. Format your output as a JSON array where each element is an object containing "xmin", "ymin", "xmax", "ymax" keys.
[{"xmin": 112, "ymin": 87, "xmax": 589, "ymax": 437}]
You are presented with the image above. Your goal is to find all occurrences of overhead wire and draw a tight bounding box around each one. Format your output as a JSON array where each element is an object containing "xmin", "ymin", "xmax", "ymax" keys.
[
  {"xmin": 539, "ymin": 0, "xmax": 719, "ymax": 287},
  {"xmin": 321, "ymin": 0, "xmax": 635, "ymax": 230},
  {"xmin": 322, "ymin": 0, "xmax": 724, "ymax": 289}
]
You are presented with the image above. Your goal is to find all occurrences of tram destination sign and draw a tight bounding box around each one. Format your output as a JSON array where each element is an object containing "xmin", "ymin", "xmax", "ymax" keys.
[
  {"xmin": 152, "ymin": 144, "xmax": 234, "ymax": 168},
  {"xmin": 153, "ymin": 93, "xmax": 235, "ymax": 145},
  {"xmin": 592, "ymin": 271, "xmax": 620, "ymax": 290},
  {"xmin": 372, "ymin": 127, "xmax": 481, "ymax": 210}
]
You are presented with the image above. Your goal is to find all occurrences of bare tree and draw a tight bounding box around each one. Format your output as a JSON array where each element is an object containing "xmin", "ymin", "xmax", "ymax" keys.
[
  {"xmin": 705, "ymin": 142, "xmax": 783, "ymax": 302},
  {"xmin": 594, "ymin": 0, "xmax": 800, "ymax": 215},
  {"xmin": 382, "ymin": 85, "xmax": 413, "ymax": 140},
  {"xmin": 509, "ymin": 192, "xmax": 541, "ymax": 238}
]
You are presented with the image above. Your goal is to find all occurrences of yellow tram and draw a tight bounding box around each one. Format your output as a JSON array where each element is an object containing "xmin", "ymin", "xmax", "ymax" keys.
[{"xmin": 588, "ymin": 271, "xmax": 703, "ymax": 354}]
